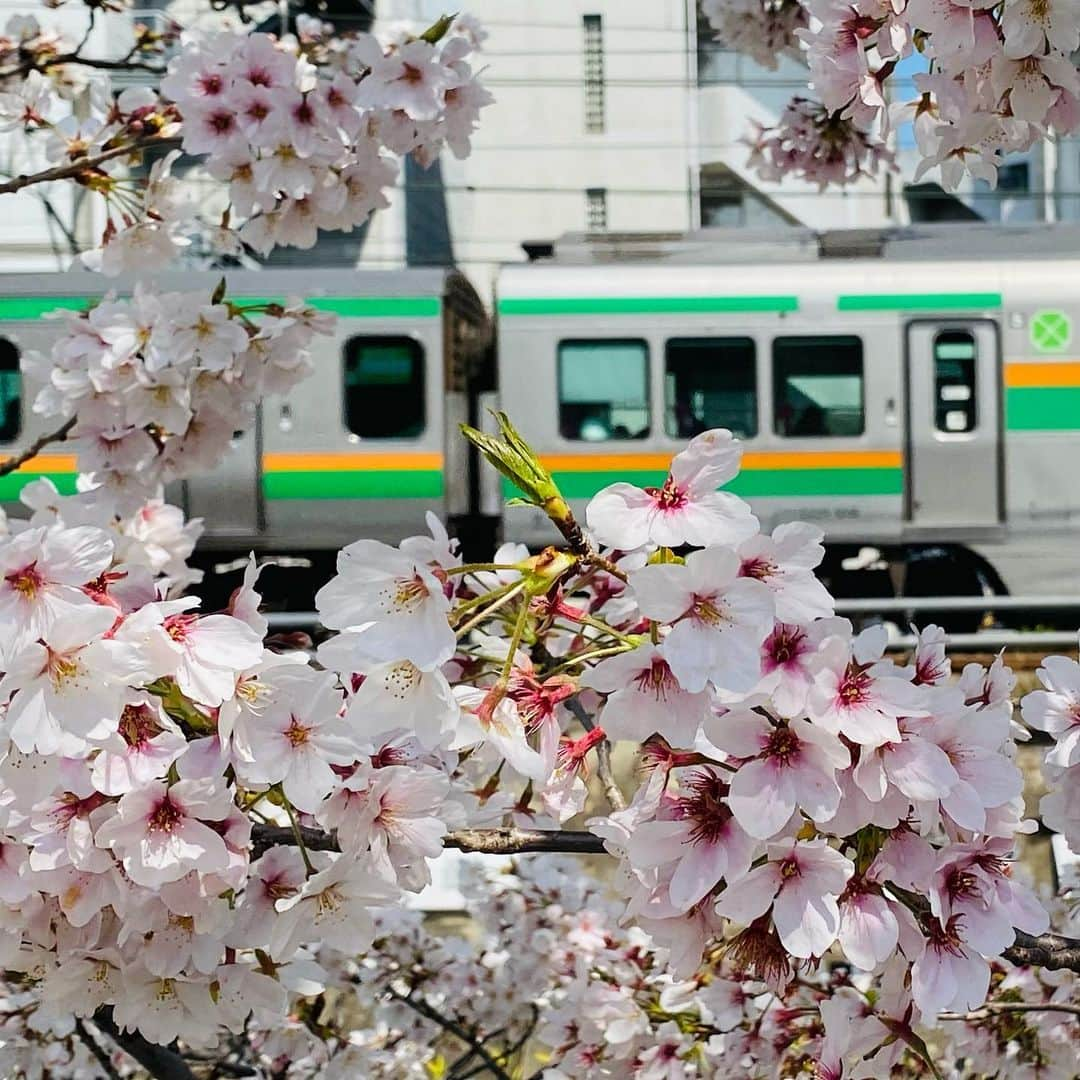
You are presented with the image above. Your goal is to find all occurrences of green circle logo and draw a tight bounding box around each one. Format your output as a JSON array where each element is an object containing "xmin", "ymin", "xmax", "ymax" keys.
[{"xmin": 1031, "ymin": 310, "xmax": 1072, "ymax": 353}]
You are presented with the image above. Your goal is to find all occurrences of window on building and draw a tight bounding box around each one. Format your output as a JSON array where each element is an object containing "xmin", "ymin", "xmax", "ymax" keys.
[
  {"xmin": 0, "ymin": 338, "xmax": 20, "ymax": 443},
  {"xmin": 586, "ymin": 187, "xmax": 608, "ymax": 231},
  {"xmin": 343, "ymin": 336, "xmax": 425, "ymax": 438},
  {"xmin": 558, "ymin": 339, "xmax": 649, "ymax": 441},
  {"xmin": 933, "ymin": 330, "xmax": 977, "ymax": 433},
  {"xmin": 583, "ymin": 14, "xmax": 605, "ymax": 133},
  {"xmin": 773, "ymin": 336, "xmax": 864, "ymax": 437},
  {"xmin": 665, "ymin": 337, "xmax": 757, "ymax": 438}
]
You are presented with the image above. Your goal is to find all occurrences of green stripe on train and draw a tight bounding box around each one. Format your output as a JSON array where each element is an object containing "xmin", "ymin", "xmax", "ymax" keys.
[
  {"xmin": 263, "ymin": 469, "xmax": 444, "ymax": 499},
  {"xmin": 1006, "ymin": 386, "xmax": 1080, "ymax": 430},
  {"xmin": 0, "ymin": 297, "xmax": 95, "ymax": 319},
  {"xmin": 837, "ymin": 292, "xmax": 1002, "ymax": 312},
  {"xmin": 0, "ymin": 296, "xmax": 441, "ymax": 320},
  {"xmin": 502, "ymin": 468, "xmax": 903, "ymax": 501},
  {"xmin": 498, "ymin": 296, "xmax": 799, "ymax": 316},
  {"xmin": 0, "ymin": 471, "xmax": 78, "ymax": 499}
]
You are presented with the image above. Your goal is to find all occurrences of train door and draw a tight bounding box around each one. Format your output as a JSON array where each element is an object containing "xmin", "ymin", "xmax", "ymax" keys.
[
  {"xmin": 181, "ymin": 406, "xmax": 262, "ymax": 539},
  {"xmin": 904, "ymin": 320, "xmax": 1002, "ymax": 528}
]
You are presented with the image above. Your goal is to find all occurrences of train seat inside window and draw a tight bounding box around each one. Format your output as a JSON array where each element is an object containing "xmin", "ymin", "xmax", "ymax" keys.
[
  {"xmin": 665, "ymin": 337, "xmax": 757, "ymax": 439},
  {"xmin": 344, "ymin": 336, "xmax": 425, "ymax": 439},
  {"xmin": 773, "ymin": 335, "xmax": 864, "ymax": 437},
  {"xmin": 558, "ymin": 339, "xmax": 649, "ymax": 441},
  {"xmin": 0, "ymin": 338, "xmax": 20, "ymax": 443}
]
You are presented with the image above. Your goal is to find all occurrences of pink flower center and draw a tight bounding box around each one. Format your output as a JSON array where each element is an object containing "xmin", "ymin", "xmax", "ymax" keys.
[
  {"xmin": 197, "ymin": 73, "xmax": 224, "ymax": 95},
  {"xmin": 399, "ymin": 63, "xmax": 424, "ymax": 86},
  {"xmin": 632, "ymin": 658, "xmax": 680, "ymax": 700},
  {"xmin": 163, "ymin": 613, "xmax": 198, "ymax": 643},
  {"xmin": 246, "ymin": 66, "xmax": 272, "ymax": 87},
  {"xmin": 284, "ymin": 714, "xmax": 312, "ymax": 747},
  {"xmin": 740, "ymin": 556, "xmax": 777, "ymax": 582},
  {"xmin": 762, "ymin": 725, "xmax": 800, "ymax": 764},
  {"xmin": 205, "ymin": 109, "xmax": 236, "ymax": 135},
  {"xmin": 763, "ymin": 623, "xmax": 807, "ymax": 669},
  {"xmin": 6, "ymin": 562, "xmax": 43, "ymax": 599},
  {"xmin": 292, "ymin": 98, "xmax": 316, "ymax": 126},
  {"xmin": 837, "ymin": 666, "xmax": 872, "ymax": 706},
  {"xmin": 681, "ymin": 770, "xmax": 734, "ymax": 846},
  {"xmin": 689, "ymin": 593, "xmax": 724, "ymax": 626},
  {"xmin": 147, "ymin": 797, "xmax": 184, "ymax": 834},
  {"xmin": 644, "ymin": 475, "xmax": 687, "ymax": 510},
  {"xmin": 245, "ymin": 100, "xmax": 271, "ymax": 122},
  {"xmin": 778, "ymin": 856, "xmax": 801, "ymax": 880}
]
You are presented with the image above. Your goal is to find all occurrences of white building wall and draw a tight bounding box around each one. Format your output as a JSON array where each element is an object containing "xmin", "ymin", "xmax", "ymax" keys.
[{"xmin": 373, "ymin": 0, "xmax": 696, "ymax": 294}]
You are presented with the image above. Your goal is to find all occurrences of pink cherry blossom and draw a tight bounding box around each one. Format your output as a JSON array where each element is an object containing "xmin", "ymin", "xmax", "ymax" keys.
[
  {"xmin": 707, "ymin": 710, "xmax": 849, "ymax": 839},
  {"xmin": 586, "ymin": 429, "xmax": 758, "ymax": 551},
  {"xmin": 630, "ymin": 547, "xmax": 774, "ymax": 694},
  {"xmin": 94, "ymin": 778, "xmax": 233, "ymax": 887},
  {"xmin": 715, "ymin": 837, "xmax": 854, "ymax": 958}
]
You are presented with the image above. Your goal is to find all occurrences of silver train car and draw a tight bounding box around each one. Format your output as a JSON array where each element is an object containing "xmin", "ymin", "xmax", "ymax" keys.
[
  {"xmin": 492, "ymin": 226, "xmax": 1080, "ymax": 605},
  {"xmin": 0, "ymin": 268, "xmax": 491, "ymax": 601},
  {"xmin": 1, "ymin": 225, "xmax": 1079, "ymax": 609}
]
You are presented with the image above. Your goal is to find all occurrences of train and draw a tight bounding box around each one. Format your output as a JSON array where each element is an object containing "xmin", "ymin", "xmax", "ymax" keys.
[{"xmin": 3, "ymin": 222, "xmax": 1080, "ymax": 614}]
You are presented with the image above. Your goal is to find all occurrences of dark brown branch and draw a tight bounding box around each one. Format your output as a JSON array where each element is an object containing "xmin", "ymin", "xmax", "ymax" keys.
[
  {"xmin": 75, "ymin": 1019, "xmax": 122, "ymax": 1080},
  {"xmin": 0, "ymin": 416, "xmax": 76, "ymax": 477},
  {"xmin": 1004, "ymin": 929, "xmax": 1080, "ymax": 973},
  {"xmin": 387, "ymin": 988, "xmax": 511, "ymax": 1080},
  {"xmin": 92, "ymin": 1008, "xmax": 196, "ymax": 1080},
  {"xmin": 443, "ymin": 827, "xmax": 607, "ymax": 855},
  {"xmin": 251, "ymin": 823, "xmax": 607, "ymax": 860},
  {"xmin": 0, "ymin": 135, "xmax": 181, "ymax": 196}
]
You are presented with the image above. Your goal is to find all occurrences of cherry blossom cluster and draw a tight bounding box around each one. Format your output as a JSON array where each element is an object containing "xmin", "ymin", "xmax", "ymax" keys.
[
  {"xmin": 0, "ymin": 414, "xmax": 1071, "ymax": 1068},
  {"xmin": 0, "ymin": 12, "xmax": 491, "ymax": 271},
  {"xmin": 1022, "ymin": 655, "xmax": 1080, "ymax": 855},
  {"xmin": 705, "ymin": 0, "xmax": 1080, "ymax": 189},
  {"xmin": 699, "ymin": 0, "xmax": 807, "ymax": 70},
  {"xmin": 26, "ymin": 284, "xmax": 331, "ymax": 507}
]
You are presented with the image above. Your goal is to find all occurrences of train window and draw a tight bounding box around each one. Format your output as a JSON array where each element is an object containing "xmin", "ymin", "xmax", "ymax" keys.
[
  {"xmin": 343, "ymin": 336, "xmax": 425, "ymax": 439},
  {"xmin": 558, "ymin": 339, "xmax": 649, "ymax": 441},
  {"xmin": 933, "ymin": 331, "xmax": 977, "ymax": 433},
  {"xmin": 0, "ymin": 338, "xmax": 19, "ymax": 443},
  {"xmin": 773, "ymin": 336, "xmax": 864, "ymax": 438},
  {"xmin": 665, "ymin": 337, "xmax": 757, "ymax": 438}
]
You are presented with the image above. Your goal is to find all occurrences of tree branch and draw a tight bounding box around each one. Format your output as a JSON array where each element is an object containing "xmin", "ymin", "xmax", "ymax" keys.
[
  {"xmin": 938, "ymin": 1001, "xmax": 1080, "ymax": 1022},
  {"xmin": 387, "ymin": 988, "xmax": 512, "ymax": 1080},
  {"xmin": 251, "ymin": 823, "xmax": 607, "ymax": 860},
  {"xmin": 0, "ymin": 136, "xmax": 181, "ymax": 196},
  {"xmin": 75, "ymin": 1018, "xmax": 122, "ymax": 1080},
  {"xmin": 0, "ymin": 417, "xmax": 77, "ymax": 477},
  {"xmin": 1004, "ymin": 929, "xmax": 1080, "ymax": 974},
  {"xmin": 92, "ymin": 1008, "xmax": 196, "ymax": 1080}
]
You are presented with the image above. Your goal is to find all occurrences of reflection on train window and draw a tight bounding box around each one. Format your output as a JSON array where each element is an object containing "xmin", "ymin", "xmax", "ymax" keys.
[
  {"xmin": 933, "ymin": 331, "xmax": 977, "ymax": 433},
  {"xmin": 558, "ymin": 339, "xmax": 649, "ymax": 441},
  {"xmin": 665, "ymin": 337, "xmax": 757, "ymax": 438},
  {"xmin": 343, "ymin": 336, "xmax": 425, "ymax": 439},
  {"xmin": 773, "ymin": 336, "xmax": 864, "ymax": 437},
  {"xmin": 0, "ymin": 338, "xmax": 20, "ymax": 443}
]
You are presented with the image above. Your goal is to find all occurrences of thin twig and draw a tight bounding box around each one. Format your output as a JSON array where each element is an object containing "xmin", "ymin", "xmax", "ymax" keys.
[
  {"xmin": 388, "ymin": 988, "xmax": 512, "ymax": 1080},
  {"xmin": 0, "ymin": 135, "xmax": 181, "ymax": 196},
  {"xmin": 0, "ymin": 417, "xmax": 77, "ymax": 477},
  {"xmin": 567, "ymin": 697, "xmax": 626, "ymax": 811},
  {"xmin": 92, "ymin": 1007, "xmax": 196, "ymax": 1080},
  {"xmin": 75, "ymin": 1018, "xmax": 122, "ymax": 1080},
  {"xmin": 938, "ymin": 1001, "xmax": 1080, "ymax": 1022}
]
